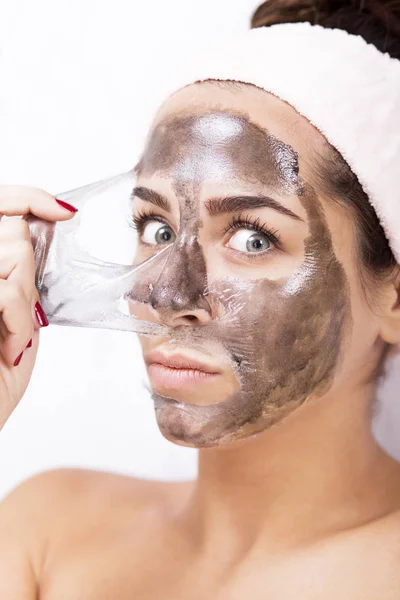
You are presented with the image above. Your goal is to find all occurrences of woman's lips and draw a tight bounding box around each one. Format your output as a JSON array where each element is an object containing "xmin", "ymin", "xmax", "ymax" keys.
[
  {"xmin": 145, "ymin": 350, "xmax": 221, "ymax": 390},
  {"xmin": 148, "ymin": 364, "xmax": 219, "ymax": 389}
]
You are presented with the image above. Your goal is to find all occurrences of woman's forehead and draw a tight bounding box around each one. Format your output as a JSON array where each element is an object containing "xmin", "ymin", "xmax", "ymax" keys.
[
  {"xmin": 153, "ymin": 82, "xmax": 319, "ymax": 162},
  {"xmin": 137, "ymin": 108, "xmax": 300, "ymax": 197},
  {"xmin": 134, "ymin": 83, "xmax": 331, "ymax": 226}
]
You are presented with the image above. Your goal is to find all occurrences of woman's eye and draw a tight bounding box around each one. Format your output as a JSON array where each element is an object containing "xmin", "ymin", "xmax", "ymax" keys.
[
  {"xmin": 227, "ymin": 229, "xmax": 272, "ymax": 254},
  {"xmin": 141, "ymin": 221, "xmax": 176, "ymax": 246}
]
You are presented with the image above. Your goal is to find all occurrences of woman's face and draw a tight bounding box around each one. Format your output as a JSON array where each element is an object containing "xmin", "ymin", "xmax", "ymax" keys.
[{"xmin": 129, "ymin": 82, "xmax": 386, "ymax": 448}]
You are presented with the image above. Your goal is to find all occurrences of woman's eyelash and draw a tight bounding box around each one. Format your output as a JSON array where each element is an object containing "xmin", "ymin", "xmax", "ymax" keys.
[
  {"xmin": 224, "ymin": 214, "xmax": 282, "ymax": 247},
  {"xmin": 129, "ymin": 211, "xmax": 281, "ymax": 249},
  {"xmin": 128, "ymin": 209, "xmax": 168, "ymax": 234}
]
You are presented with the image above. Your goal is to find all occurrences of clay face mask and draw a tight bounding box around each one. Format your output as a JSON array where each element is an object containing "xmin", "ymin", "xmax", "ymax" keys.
[
  {"xmin": 26, "ymin": 109, "xmax": 351, "ymax": 447},
  {"xmin": 129, "ymin": 110, "xmax": 352, "ymax": 446}
]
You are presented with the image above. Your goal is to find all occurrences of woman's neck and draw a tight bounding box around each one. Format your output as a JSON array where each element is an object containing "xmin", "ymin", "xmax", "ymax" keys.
[{"xmin": 182, "ymin": 385, "xmax": 400, "ymax": 559}]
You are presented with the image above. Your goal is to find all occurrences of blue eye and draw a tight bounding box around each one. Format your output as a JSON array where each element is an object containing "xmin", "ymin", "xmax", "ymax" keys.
[
  {"xmin": 141, "ymin": 221, "xmax": 176, "ymax": 246},
  {"xmin": 227, "ymin": 229, "xmax": 272, "ymax": 254}
]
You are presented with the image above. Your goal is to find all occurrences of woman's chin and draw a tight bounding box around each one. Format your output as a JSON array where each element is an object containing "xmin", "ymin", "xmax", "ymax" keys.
[
  {"xmin": 160, "ymin": 432, "xmax": 200, "ymax": 448},
  {"xmin": 152, "ymin": 394, "xmax": 217, "ymax": 447}
]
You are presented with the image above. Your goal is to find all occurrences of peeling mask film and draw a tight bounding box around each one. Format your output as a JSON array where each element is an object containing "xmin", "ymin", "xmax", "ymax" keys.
[{"xmin": 27, "ymin": 111, "xmax": 351, "ymax": 446}]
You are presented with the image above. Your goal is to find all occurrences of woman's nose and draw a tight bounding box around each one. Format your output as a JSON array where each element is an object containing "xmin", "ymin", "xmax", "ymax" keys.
[
  {"xmin": 148, "ymin": 235, "xmax": 212, "ymax": 327},
  {"xmin": 148, "ymin": 303, "xmax": 212, "ymax": 327}
]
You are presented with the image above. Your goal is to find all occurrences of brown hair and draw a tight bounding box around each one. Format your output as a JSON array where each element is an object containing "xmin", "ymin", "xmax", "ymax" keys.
[{"xmin": 250, "ymin": 0, "xmax": 400, "ymax": 281}]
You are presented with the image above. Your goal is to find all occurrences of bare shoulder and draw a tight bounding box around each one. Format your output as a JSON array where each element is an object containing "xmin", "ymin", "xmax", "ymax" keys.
[
  {"xmin": 0, "ymin": 467, "xmax": 192, "ymax": 552},
  {"xmin": 0, "ymin": 468, "xmax": 194, "ymax": 598},
  {"xmin": 0, "ymin": 466, "xmax": 193, "ymax": 531}
]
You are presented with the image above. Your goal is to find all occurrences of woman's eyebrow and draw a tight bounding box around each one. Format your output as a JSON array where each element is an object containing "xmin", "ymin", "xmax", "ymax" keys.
[
  {"xmin": 131, "ymin": 186, "xmax": 172, "ymax": 212},
  {"xmin": 205, "ymin": 195, "xmax": 303, "ymax": 221},
  {"xmin": 131, "ymin": 186, "xmax": 303, "ymax": 222}
]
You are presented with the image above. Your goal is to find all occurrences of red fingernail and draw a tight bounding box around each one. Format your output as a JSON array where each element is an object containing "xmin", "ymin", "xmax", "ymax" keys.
[
  {"xmin": 34, "ymin": 301, "xmax": 49, "ymax": 327},
  {"xmin": 14, "ymin": 352, "xmax": 23, "ymax": 367},
  {"xmin": 55, "ymin": 199, "xmax": 78, "ymax": 213},
  {"xmin": 26, "ymin": 338, "xmax": 33, "ymax": 349}
]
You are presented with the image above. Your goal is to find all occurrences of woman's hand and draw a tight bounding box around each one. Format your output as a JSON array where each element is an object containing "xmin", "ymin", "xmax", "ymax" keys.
[{"xmin": 0, "ymin": 186, "xmax": 78, "ymax": 430}]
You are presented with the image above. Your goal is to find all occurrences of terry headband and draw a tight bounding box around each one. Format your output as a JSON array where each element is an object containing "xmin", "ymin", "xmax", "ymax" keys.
[{"xmin": 161, "ymin": 22, "xmax": 400, "ymax": 263}]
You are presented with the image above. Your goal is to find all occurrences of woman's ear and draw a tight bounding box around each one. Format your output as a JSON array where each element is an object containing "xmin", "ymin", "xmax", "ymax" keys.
[{"xmin": 378, "ymin": 268, "xmax": 400, "ymax": 344}]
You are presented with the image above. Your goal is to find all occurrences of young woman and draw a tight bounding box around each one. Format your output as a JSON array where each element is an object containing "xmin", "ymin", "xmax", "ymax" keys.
[{"xmin": 1, "ymin": 1, "xmax": 400, "ymax": 598}]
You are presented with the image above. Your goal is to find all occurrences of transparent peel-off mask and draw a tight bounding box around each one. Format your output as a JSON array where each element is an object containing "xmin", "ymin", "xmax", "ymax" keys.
[
  {"xmin": 25, "ymin": 109, "xmax": 351, "ymax": 447},
  {"xmin": 26, "ymin": 171, "xmax": 171, "ymax": 336}
]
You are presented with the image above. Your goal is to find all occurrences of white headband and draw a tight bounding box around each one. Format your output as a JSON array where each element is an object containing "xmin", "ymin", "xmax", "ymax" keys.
[{"xmin": 162, "ymin": 22, "xmax": 400, "ymax": 262}]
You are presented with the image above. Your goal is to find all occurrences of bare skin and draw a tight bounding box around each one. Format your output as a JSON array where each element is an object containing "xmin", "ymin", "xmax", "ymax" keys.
[{"xmin": 2, "ymin": 83, "xmax": 400, "ymax": 599}]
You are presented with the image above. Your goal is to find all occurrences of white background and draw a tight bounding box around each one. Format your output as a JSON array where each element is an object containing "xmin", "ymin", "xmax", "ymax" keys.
[{"xmin": 0, "ymin": 0, "xmax": 399, "ymax": 499}]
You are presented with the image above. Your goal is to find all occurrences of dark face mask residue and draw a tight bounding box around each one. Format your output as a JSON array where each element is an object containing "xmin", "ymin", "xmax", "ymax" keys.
[{"xmin": 130, "ymin": 110, "xmax": 351, "ymax": 447}]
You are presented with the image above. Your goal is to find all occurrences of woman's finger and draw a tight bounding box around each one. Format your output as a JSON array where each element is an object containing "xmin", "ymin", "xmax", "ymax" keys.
[
  {"xmin": 0, "ymin": 185, "xmax": 78, "ymax": 221},
  {"xmin": 0, "ymin": 240, "xmax": 36, "ymax": 293},
  {"xmin": 0, "ymin": 219, "xmax": 44, "ymax": 331},
  {"xmin": 0, "ymin": 216, "xmax": 32, "ymax": 243},
  {"xmin": 0, "ymin": 279, "xmax": 34, "ymax": 365}
]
